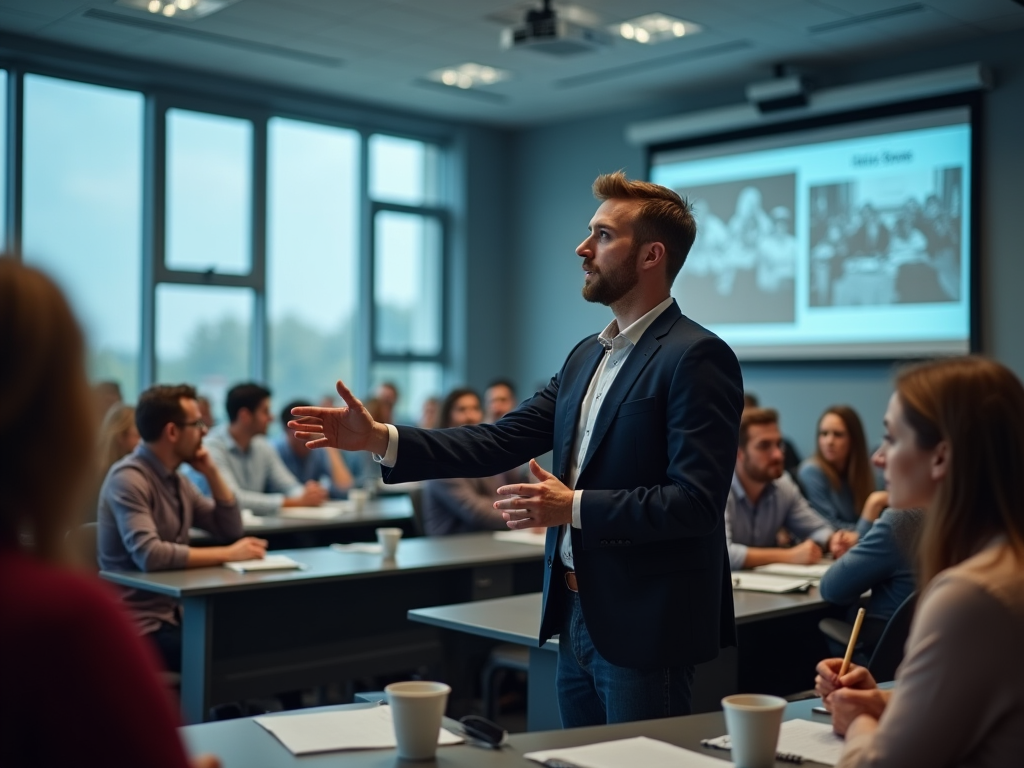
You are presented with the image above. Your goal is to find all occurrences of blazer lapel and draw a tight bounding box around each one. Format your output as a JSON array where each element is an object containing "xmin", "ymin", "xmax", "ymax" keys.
[
  {"xmin": 557, "ymin": 340, "xmax": 604, "ymax": 480},
  {"xmin": 577, "ymin": 303, "xmax": 681, "ymax": 479}
]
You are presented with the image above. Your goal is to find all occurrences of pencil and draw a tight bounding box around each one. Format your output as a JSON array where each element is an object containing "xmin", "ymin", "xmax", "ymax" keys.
[{"xmin": 839, "ymin": 607, "xmax": 866, "ymax": 677}]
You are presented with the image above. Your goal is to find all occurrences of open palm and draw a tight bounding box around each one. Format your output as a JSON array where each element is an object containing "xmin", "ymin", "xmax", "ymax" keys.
[{"xmin": 288, "ymin": 380, "xmax": 377, "ymax": 451}]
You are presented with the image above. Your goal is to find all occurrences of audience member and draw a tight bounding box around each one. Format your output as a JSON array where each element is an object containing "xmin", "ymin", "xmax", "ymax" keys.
[
  {"xmin": 203, "ymin": 383, "xmax": 328, "ymax": 515},
  {"xmin": 272, "ymin": 400, "xmax": 353, "ymax": 499},
  {"xmin": 0, "ymin": 258, "xmax": 217, "ymax": 768},
  {"xmin": 726, "ymin": 407, "xmax": 855, "ymax": 570},
  {"xmin": 98, "ymin": 384, "xmax": 266, "ymax": 671},
  {"xmin": 419, "ymin": 396, "xmax": 440, "ymax": 428},
  {"xmin": 423, "ymin": 388, "xmax": 526, "ymax": 535},
  {"xmin": 92, "ymin": 379, "xmax": 123, "ymax": 422},
  {"xmin": 375, "ymin": 381, "xmax": 399, "ymax": 423},
  {"xmin": 818, "ymin": 505, "xmax": 923, "ymax": 658},
  {"xmin": 484, "ymin": 379, "xmax": 518, "ymax": 423},
  {"xmin": 816, "ymin": 357, "xmax": 1024, "ymax": 767},
  {"xmin": 98, "ymin": 403, "xmax": 140, "ymax": 480},
  {"xmin": 798, "ymin": 405, "xmax": 877, "ymax": 532},
  {"xmin": 196, "ymin": 395, "xmax": 216, "ymax": 429},
  {"xmin": 743, "ymin": 392, "xmax": 801, "ymax": 476}
]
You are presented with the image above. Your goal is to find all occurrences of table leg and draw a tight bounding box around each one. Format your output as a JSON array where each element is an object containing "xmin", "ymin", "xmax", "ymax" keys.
[
  {"xmin": 527, "ymin": 647, "xmax": 561, "ymax": 731},
  {"xmin": 180, "ymin": 595, "xmax": 213, "ymax": 724}
]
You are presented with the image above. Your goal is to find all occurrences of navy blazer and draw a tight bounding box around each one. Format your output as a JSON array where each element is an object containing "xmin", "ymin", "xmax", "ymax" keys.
[{"xmin": 383, "ymin": 301, "xmax": 743, "ymax": 668}]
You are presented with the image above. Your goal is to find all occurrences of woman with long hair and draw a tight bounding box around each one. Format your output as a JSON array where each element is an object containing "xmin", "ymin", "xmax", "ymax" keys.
[
  {"xmin": 815, "ymin": 357, "xmax": 1024, "ymax": 767},
  {"xmin": 0, "ymin": 258, "xmax": 217, "ymax": 767},
  {"xmin": 98, "ymin": 402, "xmax": 140, "ymax": 478},
  {"xmin": 798, "ymin": 405, "xmax": 877, "ymax": 531}
]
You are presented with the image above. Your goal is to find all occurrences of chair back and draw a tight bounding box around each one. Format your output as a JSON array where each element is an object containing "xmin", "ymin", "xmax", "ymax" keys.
[
  {"xmin": 65, "ymin": 522, "xmax": 99, "ymax": 574},
  {"xmin": 407, "ymin": 486, "xmax": 425, "ymax": 537},
  {"xmin": 867, "ymin": 591, "xmax": 918, "ymax": 683}
]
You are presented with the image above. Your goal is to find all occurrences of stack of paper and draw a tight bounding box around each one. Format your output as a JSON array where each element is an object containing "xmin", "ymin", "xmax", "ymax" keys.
[
  {"xmin": 703, "ymin": 719, "xmax": 844, "ymax": 766},
  {"xmin": 755, "ymin": 562, "xmax": 833, "ymax": 579},
  {"xmin": 731, "ymin": 572, "xmax": 813, "ymax": 593},
  {"xmin": 223, "ymin": 554, "xmax": 305, "ymax": 573},
  {"xmin": 525, "ymin": 736, "xmax": 729, "ymax": 768},
  {"xmin": 330, "ymin": 542, "xmax": 382, "ymax": 554},
  {"xmin": 278, "ymin": 505, "xmax": 346, "ymax": 520},
  {"xmin": 254, "ymin": 705, "xmax": 462, "ymax": 755}
]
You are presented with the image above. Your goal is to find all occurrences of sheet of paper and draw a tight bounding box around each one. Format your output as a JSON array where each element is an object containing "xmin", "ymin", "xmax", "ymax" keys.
[
  {"xmin": 240, "ymin": 509, "xmax": 263, "ymax": 525},
  {"xmin": 278, "ymin": 505, "xmax": 347, "ymax": 520},
  {"xmin": 524, "ymin": 736, "xmax": 730, "ymax": 768},
  {"xmin": 330, "ymin": 542, "xmax": 382, "ymax": 554},
  {"xmin": 776, "ymin": 719, "xmax": 845, "ymax": 765},
  {"xmin": 703, "ymin": 720, "xmax": 844, "ymax": 766},
  {"xmin": 755, "ymin": 562, "xmax": 833, "ymax": 579},
  {"xmin": 731, "ymin": 572, "xmax": 812, "ymax": 593},
  {"xmin": 223, "ymin": 554, "xmax": 304, "ymax": 573},
  {"xmin": 493, "ymin": 530, "xmax": 547, "ymax": 546},
  {"xmin": 254, "ymin": 705, "xmax": 462, "ymax": 756}
]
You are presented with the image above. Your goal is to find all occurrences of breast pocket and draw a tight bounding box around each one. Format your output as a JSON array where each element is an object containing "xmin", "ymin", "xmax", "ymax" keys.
[{"xmin": 617, "ymin": 396, "xmax": 658, "ymax": 418}]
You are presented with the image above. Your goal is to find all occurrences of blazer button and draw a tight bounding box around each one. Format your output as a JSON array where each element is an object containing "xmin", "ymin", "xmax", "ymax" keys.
[{"xmin": 546, "ymin": 556, "xmax": 552, "ymax": 568}]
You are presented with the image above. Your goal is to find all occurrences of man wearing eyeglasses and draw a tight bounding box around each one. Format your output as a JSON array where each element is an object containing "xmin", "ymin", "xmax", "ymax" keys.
[{"xmin": 97, "ymin": 383, "xmax": 267, "ymax": 673}]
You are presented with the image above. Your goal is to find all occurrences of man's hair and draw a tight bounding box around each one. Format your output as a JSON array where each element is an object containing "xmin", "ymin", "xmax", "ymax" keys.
[
  {"xmin": 739, "ymin": 407, "xmax": 779, "ymax": 449},
  {"xmin": 486, "ymin": 379, "xmax": 516, "ymax": 396},
  {"xmin": 592, "ymin": 171, "xmax": 697, "ymax": 285},
  {"xmin": 226, "ymin": 382, "xmax": 271, "ymax": 423},
  {"xmin": 743, "ymin": 392, "xmax": 760, "ymax": 408},
  {"xmin": 136, "ymin": 384, "xmax": 197, "ymax": 442},
  {"xmin": 281, "ymin": 399, "xmax": 310, "ymax": 429}
]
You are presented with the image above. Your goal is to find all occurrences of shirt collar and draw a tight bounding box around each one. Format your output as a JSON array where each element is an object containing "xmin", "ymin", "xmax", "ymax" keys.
[
  {"xmin": 135, "ymin": 443, "xmax": 177, "ymax": 481},
  {"xmin": 597, "ymin": 296, "xmax": 675, "ymax": 351},
  {"xmin": 731, "ymin": 471, "xmax": 777, "ymax": 503}
]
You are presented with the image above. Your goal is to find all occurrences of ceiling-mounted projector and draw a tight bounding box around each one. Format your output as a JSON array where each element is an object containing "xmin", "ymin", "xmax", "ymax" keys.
[
  {"xmin": 746, "ymin": 75, "xmax": 810, "ymax": 113},
  {"xmin": 500, "ymin": 0, "xmax": 612, "ymax": 56}
]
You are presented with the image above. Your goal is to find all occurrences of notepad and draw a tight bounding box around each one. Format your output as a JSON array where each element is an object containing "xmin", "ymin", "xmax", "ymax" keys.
[
  {"xmin": 731, "ymin": 572, "xmax": 813, "ymax": 593},
  {"xmin": 223, "ymin": 554, "xmax": 304, "ymax": 573},
  {"xmin": 278, "ymin": 505, "xmax": 347, "ymax": 520},
  {"xmin": 525, "ymin": 736, "xmax": 728, "ymax": 768},
  {"xmin": 330, "ymin": 542, "xmax": 383, "ymax": 554},
  {"xmin": 254, "ymin": 705, "xmax": 463, "ymax": 755},
  {"xmin": 493, "ymin": 530, "xmax": 547, "ymax": 546},
  {"xmin": 755, "ymin": 562, "xmax": 833, "ymax": 579},
  {"xmin": 704, "ymin": 719, "xmax": 844, "ymax": 766}
]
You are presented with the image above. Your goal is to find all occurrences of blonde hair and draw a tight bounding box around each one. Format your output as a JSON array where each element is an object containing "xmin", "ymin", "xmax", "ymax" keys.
[
  {"xmin": 98, "ymin": 403, "xmax": 136, "ymax": 477},
  {"xmin": 895, "ymin": 357, "xmax": 1024, "ymax": 585},
  {"xmin": 592, "ymin": 171, "xmax": 697, "ymax": 283},
  {"xmin": 0, "ymin": 257, "xmax": 95, "ymax": 561},
  {"xmin": 811, "ymin": 405, "xmax": 875, "ymax": 516}
]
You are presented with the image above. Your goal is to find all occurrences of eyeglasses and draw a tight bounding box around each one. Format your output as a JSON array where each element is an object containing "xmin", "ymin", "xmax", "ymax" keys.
[{"xmin": 176, "ymin": 419, "xmax": 207, "ymax": 431}]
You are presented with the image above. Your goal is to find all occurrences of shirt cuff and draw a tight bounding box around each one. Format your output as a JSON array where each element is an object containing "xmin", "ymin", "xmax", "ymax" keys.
[
  {"xmin": 374, "ymin": 424, "xmax": 399, "ymax": 468},
  {"xmin": 728, "ymin": 544, "xmax": 748, "ymax": 572},
  {"xmin": 855, "ymin": 516, "xmax": 874, "ymax": 538},
  {"xmin": 812, "ymin": 528, "xmax": 834, "ymax": 549},
  {"xmin": 571, "ymin": 490, "xmax": 583, "ymax": 528}
]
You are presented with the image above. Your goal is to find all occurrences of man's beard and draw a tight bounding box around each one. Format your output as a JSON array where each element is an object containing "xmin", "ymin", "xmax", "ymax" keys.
[
  {"xmin": 742, "ymin": 457, "xmax": 784, "ymax": 484},
  {"xmin": 581, "ymin": 242, "xmax": 640, "ymax": 305}
]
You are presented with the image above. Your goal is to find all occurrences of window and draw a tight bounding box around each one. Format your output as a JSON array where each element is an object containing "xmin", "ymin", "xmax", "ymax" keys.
[
  {"xmin": 22, "ymin": 75, "xmax": 144, "ymax": 401},
  {"xmin": 166, "ymin": 109, "xmax": 253, "ymax": 274},
  {"xmin": 155, "ymin": 284, "xmax": 254, "ymax": 422},
  {"xmin": 267, "ymin": 118, "xmax": 359, "ymax": 409},
  {"xmin": 369, "ymin": 134, "xmax": 441, "ymax": 206}
]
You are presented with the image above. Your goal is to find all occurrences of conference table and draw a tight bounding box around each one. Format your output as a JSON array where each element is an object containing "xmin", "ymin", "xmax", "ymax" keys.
[
  {"xmin": 189, "ymin": 494, "xmax": 417, "ymax": 549},
  {"xmin": 100, "ymin": 533, "xmax": 544, "ymax": 724},
  {"xmin": 181, "ymin": 696, "xmax": 837, "ymax": 767},
  {"xmin": 409, "ymin": 585, "xmax": 836, "ymax": 730}
]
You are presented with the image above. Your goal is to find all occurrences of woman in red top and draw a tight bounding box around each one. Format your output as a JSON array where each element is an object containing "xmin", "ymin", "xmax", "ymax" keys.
[{"xmin": 0, "ymin": 257, "xmax": 218, "ymax": 768}]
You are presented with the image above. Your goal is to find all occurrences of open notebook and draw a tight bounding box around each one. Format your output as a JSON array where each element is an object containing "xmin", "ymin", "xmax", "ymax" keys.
[
  {"xmin": 223, "ymin": 554, "xmax": 305, "ymax": 573},
  {"xmin": 731, "ymin": 572, "xmax": 813, "ymax": 593}
]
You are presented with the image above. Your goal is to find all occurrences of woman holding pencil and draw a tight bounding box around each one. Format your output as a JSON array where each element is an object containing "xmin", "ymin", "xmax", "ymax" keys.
[{"xmin": 814, "ymin": 356, "xmax": 1024, "ymax": 767}]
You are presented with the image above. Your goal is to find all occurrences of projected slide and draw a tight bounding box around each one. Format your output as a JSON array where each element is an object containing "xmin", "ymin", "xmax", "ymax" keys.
[{"xmin": 651, "ymin": 108, "xmax": 972, "ymax": 360}]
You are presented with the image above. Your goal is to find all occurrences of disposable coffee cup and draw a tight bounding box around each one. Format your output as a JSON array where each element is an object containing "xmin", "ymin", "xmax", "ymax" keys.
[
  {"xmin": 349, "ymin": 488, "xmax": 370, "ymax": 513},
  {"xmin": 385, "ymin": 681, "xmax": 451, "ymax": 760},
  {"xmin": 721, "ymin": 694, "xmax": 786, "ymax": 768},
  {"xmin": 377, "ymin": 527, "xmax": 403, "ymax": 559}
]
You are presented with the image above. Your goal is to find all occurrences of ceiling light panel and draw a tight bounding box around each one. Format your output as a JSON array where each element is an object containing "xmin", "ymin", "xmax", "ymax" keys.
[
  {"xmin": 614, "ymin": 13, "xmax": 701, "ymax": 44},
  {"xmin": 427, "ymin": 62, "xmax": 511, "ymax": 89},
  {"xmin": 115, "ymin": 0, "xmax": 242, "ymax": 21}
]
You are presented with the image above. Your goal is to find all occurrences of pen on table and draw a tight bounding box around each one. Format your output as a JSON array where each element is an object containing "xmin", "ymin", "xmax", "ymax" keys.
[{"xmin": 839, "ymin": 607, "xmax": 867, "ymax": 677}]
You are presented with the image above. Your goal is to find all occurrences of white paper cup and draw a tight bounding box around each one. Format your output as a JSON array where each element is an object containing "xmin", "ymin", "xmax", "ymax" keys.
[
  {"xmin": 377, "ymin": 527, "xmax": 403, "ymax": 559},
  {"xmin": 349, "ymin": 488, "xmax": 370, "ymax": 513},
  {"xmin": 385, "ymin": 681, "xmax": 451, "ymax": 760},
  {"xmin": 722, "ymin": 694, "xmax": 786, "ymax": 768}
]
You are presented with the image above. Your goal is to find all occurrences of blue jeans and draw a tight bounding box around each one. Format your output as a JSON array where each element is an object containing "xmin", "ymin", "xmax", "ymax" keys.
[{"xmin": 556, "ymin": 590, "xmax": 695, "ymax": 728}]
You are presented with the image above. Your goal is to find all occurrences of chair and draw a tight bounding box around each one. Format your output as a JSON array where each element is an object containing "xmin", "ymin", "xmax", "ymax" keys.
[
  {"xmin": 407, "ymin": 486, "xmax": 426, "ymax": 537},
  {"xmin": 865, "ymin": 591, "xmax": 918, "ymax": 683},
  {"xmin": 480, "ymin": 644, "xmax": 529, "ymax": 720}
]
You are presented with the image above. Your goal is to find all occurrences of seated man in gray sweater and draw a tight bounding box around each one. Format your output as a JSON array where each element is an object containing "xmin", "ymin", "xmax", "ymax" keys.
[
  {"xmin": 98, "ymin": 384, "xmax": 267, "ymax": 672},
  {"xmin": 726, "ymin": 407, "xmax": 856, "ymax": 571}
]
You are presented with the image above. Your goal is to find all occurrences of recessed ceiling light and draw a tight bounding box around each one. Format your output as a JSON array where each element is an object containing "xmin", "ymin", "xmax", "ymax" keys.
[
  {"xmin": 427, "ymin": 63, "xmax": 511, "ymax": 90},
  {"xmin": 115, "ymin": 0, "xmax": 241, "ymax": 20},
  {"xmin": 612, "ymin": 13, "xmax": 701, "ymax": 45}
]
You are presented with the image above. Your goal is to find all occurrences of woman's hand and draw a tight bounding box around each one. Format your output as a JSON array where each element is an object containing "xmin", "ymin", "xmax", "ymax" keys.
[
  {"xmin": 828, "ymin": 688, "xmax": 888, "ymax": 735},
  {"xmin": 815, "ymin": 658, "xmax": 878, "ymax": 700}
]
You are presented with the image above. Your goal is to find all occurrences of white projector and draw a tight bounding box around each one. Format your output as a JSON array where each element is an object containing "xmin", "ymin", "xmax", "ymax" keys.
[
  {"xmin": 501, "ymin": 14, "xmax": 611, "ymax": 56},
  {"xmin": 745, "ymin": 76, "xmax": 810, "ymax": 113}
]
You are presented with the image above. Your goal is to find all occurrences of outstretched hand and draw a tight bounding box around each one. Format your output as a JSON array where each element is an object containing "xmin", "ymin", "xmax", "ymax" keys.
[
  {"xmin": 494, "ymin": 459, "xmax": 573, "ymax": 530},
  {"xmin": 288, "ymin": 380, "xmax": 390, "ymax": 454}
]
